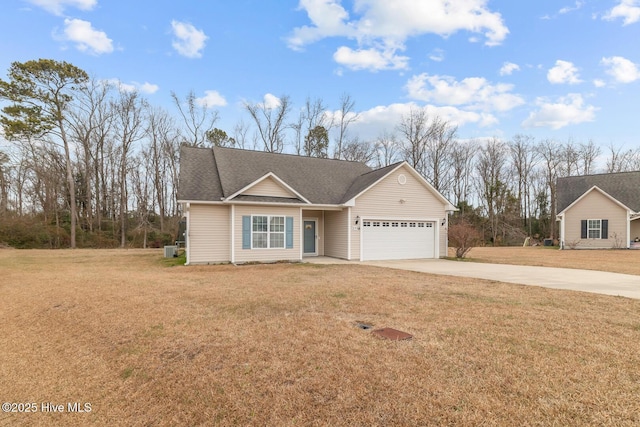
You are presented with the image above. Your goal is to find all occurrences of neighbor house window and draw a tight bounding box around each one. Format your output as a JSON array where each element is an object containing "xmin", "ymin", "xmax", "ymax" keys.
[
  {"xmin": 252, "ymin": 215, "xmax": 285, "ymax": 249},
  {"xmin": 588, "ymin": 219, "xmax": 601, "ymax": 239}
]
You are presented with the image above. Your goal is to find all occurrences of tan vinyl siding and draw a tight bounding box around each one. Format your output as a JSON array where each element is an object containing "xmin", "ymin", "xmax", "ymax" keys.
[
  {"xmin": 324, "ymin": 209, "xmax": 349, "ymax": 259},
  {"xmin": 188, "ymin": 204, "xmax": 230, "ymax": 264},
  {"xmin": 242, "ymin": 177, "xmax": 294, "ymax": 198},
  {"xmin": 352, "ymin": 165, "xmax": 447, "ymax": 259},
  {"xmin": 302, "ymin": 210, "xmax": 325, "ymax": 256},
  {"xmin": 632, "ymin": 219, "xmax": 640, "ymax": 242},
  {"xmin": 234, "ymin": 205, "xmax": 301, "ymax": 263},
  {"xmin": 563, "ymin": 190, "xmax": 628, "ymax": 249}
]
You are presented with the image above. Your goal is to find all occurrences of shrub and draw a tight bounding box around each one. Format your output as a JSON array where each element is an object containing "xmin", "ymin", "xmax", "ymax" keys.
[{"xmin": 449, "ymin": 219, "xmax": 482, "ymax": 259}]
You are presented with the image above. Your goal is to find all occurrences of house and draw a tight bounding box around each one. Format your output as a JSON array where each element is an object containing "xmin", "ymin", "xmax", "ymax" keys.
[
  {"xmin": 556, "ymin": 171, "xmax": 640, "ymax": 249},
  {"xmin": 177, "ymin": 146, "xmax": 456, "ymax": 264}
]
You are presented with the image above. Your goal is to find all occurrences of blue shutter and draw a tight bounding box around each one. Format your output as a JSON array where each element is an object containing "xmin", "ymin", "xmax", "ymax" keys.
[
  {"xmin": 601, "ymin": 219, "xmax": 608, "ymax": 239},
  {"xmin": 581, "ymin": 220, "xmax": 587, "ymax": 239},
  {"xmin": 286, "ymin": 217, "xmax": 294, "ymax": 249},
  {"xmin": 242, "ymin": 216, "xmax": 251, "ymax": 249}
]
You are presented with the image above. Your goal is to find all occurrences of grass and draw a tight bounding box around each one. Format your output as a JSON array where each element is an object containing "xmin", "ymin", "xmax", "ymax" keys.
[
  {"xmin": 452, "ymin": 246, "xmax": 640, "ymax": 275},
  {"xmin": 1, "ymin": 248, "xmax": 640, "ymax": 426}
]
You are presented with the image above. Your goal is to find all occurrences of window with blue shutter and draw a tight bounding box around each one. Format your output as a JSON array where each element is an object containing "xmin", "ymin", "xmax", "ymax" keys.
[
  {"xmin": 242, "ymin": 216, "xmax": 251, "ymax": 249},
  {"xmin": 286, "ymin": 217, "xmax": 294, "ymax": 249}
]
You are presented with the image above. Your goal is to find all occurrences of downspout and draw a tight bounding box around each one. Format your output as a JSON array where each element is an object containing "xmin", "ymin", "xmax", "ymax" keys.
[
  {"xmin": 347, "ymin": 207, "xmax": 351, "ymax": 260},
  {"xmin": 230, "ymin": 204, "xmax": 235, "ymax": 263},
  {"xmin": 185, "ymin": 202, "xmax": 191, "ymax": 265}
]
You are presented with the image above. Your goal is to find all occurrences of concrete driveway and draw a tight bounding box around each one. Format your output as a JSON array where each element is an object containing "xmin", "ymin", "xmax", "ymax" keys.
[
  {"xmin": 306, "ymin": 257, "xmax": 640, "ymax": 299},
  {"xmin": 364, "ymin": 259, "xmax": 640, "ymax": 299}
]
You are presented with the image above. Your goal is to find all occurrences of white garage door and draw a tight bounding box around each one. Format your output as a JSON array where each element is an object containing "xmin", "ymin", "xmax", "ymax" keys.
[{"xmin": 362, "ymin": 220, "xmax": 436, "ymax": 261}]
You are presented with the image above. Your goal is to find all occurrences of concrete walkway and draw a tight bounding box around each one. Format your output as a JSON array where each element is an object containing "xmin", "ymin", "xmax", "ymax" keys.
[{"xmin": 306, "ymin": 257, "xmax": 640, "ymax": 299}]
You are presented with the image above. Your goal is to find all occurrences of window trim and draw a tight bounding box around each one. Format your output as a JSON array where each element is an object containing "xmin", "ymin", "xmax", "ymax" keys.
[
  {"xmin": 251, "ymin": 215, "xmax": 286, "ymax": 249},
  {"xmin": 587, "ymin": 218, "xmax": 601, "ymax": 239}
]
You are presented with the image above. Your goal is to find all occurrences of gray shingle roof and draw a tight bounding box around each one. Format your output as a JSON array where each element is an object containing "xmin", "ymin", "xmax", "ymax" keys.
[
  {"xmin": 178, "ymin": 146, "xmax": 377, "ymax": 204},
  {"xmin": 557, "ymin": 171, "xmax": 640, "ymax": 213}
]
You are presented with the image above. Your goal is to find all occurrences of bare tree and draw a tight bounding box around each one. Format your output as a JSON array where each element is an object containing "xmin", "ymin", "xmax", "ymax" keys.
[
  {"xmin": 333, "ymin": 93, "xmax": 359, "ymax": 159},
  {"xmin": 577, "ymin": 139, "xmax": 601, "ymax": 175},
  {"xmin": 245, "ymin": 94, "xmax": 291, "ymax": 153},
  {"xmin": 232, "ymin": 119, "xmax": 252, "ymax": 149},
  {"xmin": 560, "ymin": 138, "xmax": 580, "ymax": 177},
  {"xmin": 450, "ymin": 139, "xmax": 477, "ymax": 210},
  {"xmin": 605, "ymin": 144, "xmax": 640, "ymax": 173},
  {"xmin": 171, "ymin": 90, "xmax": 219, "ymax": 147},
  {"xmin": 145, "ymin": 106, "xmax": 177, "ymax": 232},
  {"xmin": 112, "ymin": 89, "xmax": 147, "ymax": 247},
  {"xmin": 508, "ymin": 134, "xmax": 538, "ymax": 234},
  {"xmin": 536, "ymin": 139, "xmax": 562, "ymax": 239},
  {"xmin": 340, "ymin": 137, "xmax": 377, "ymax": 164},
  {"xmin": 424, "ymin": 116, "xmax": 456, "ymax": 193},
  {"xmin": 375, "ymin": 131, "xmax": 400, "ymax": 167},
  {"xmin": 475, "ymin": 138, "xmax": 509, "ymax": 245},
  {"xmin": 397, "ymin": 106, "xmax": 432, "ymax": 175}
]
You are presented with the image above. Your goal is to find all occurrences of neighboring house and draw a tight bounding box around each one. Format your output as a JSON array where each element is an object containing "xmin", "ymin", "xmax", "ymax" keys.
[
  {"xmin": 557, "ymin": 171, "xmax": 640, "ymax": 249},
  {"xmin": 177, "ymin": 146, "xmax": 456, "ymax": 264}
]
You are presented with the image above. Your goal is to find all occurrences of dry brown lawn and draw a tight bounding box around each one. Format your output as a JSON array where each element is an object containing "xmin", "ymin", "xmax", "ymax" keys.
[
  {"xmin": 452, "ymin": 246, "xmax": 640, "ymax": 276},
  {"xmin": 1, "ymin": 249, "xmax": 640, "ymax": 426}
]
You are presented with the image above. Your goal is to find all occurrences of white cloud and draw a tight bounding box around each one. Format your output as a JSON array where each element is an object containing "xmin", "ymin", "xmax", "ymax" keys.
[
  {"xmin": 262, "ymin": 93, "xmax": 282, "ymax": 109},
  {"xmin": 171, "ymin": 20, "xmax": 208, "ymax": 58},
  {"xmin": 26, "ymin": 0, "xmax": 96, "ymax": 16},
  {"xmin": 333, "ymin": 46, "xmax": 409, "ymax": 71},
  {"xmin": 104, "ymin": 79, "xmax": 159, "ymax": 94},
  {"xmin": 288, "ymin": 0, "xmax": 509, "ymax": 71},
  {"xmin": 62, "ymin": 18, "xmax": 113, "ymax": 55},
  {"xmin": 547, "ymin": 60, "xmax": 582, "ymax": 84},
  {"xmin": 559, "ymin": 1, "xmax": 584, "ymax": 14},
  {"xmin": 601, "ymin": 56, "xmax": 640, "ymax": 83},
  {"xmin": 593, "ymin": 79, "xmax": 606, "ymax": 88},
  {"xmin": 603, "ymin": 0, "xmax": 640, "ymax": 25},
  {"xmin": 138, "ymin": 82, "xmax": 159, "ymax": 94},
  {"xmin": 405, "ymin": 73, "xmax": 525, "ymax": 112},
  {"xmin": 196, "ymin": 90, "xmax": 227, "ymax": 108},
  {"xmin": 499, "ymin": 62, "xmax": 520, "ymax": 76},
  {"xmin": 350, "ymin": 102, "xmax": 497, "ymax": 140},
  {"xmin": 522, "ymin": 94, "xmax": 597, "ymax": 129}
]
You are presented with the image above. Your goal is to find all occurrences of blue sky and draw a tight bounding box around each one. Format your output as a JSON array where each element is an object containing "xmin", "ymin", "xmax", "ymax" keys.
[{"xmin": 1, "ymin": 0, "xmax": 640, "ymax": 149}]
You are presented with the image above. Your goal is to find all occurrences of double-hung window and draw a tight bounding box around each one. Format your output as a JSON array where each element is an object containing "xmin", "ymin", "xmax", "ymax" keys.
[
  {"xmin": 581, "ymin": 219, "xmax": 608, "ymax": 240},
  {"xmin": 252, "ymin": 215, "xmax": 285, "ymax": 249},
  {"xmin": 587, "ymin": 219, "xmax": 601, "ymax": 239}
]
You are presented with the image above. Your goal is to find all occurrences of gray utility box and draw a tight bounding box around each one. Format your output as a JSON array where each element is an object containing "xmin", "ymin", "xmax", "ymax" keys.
[{"xmin": 164, "ymin": 245, "xmax": 177, "ymax": 258}]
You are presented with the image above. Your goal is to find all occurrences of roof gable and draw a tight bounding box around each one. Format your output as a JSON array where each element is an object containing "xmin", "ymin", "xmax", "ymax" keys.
[
  {"xmin": 227, "ymin": 172, "xmax": 310, "ymax": 204},
  {"xmin": 558, "ymin": 185, "xmax": 633, "ymax": 215},
  {"xmin": 342, "ymin": 162, "xmax": 456, "ymax": 210},
  {"xmin": 557, "ymin": 171, "xmax": 640, "ymax": 213}
]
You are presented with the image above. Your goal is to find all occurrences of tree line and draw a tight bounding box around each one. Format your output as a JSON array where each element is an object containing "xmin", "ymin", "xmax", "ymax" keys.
[{"xmin": 0, "ymin": 59, "xmax": 639, "ymax": 248}]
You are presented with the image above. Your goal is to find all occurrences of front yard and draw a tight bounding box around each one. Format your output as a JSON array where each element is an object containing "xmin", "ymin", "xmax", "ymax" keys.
[{"xmin": 1, "ymin": 249, "xmax": 639, "ymax": 426}]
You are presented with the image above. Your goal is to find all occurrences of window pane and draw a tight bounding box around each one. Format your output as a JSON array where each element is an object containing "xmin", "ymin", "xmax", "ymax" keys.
[
  {"xmin": 270, "ymin": 216, "xmax": 284, "ymax": 232},
  {"xmin": 270, "ymin": 233, "xmax": 284, "ymax": 248},
  {"xmin": 253, "ymin": 216, "xmax": 267, "ymax": 232},
  {"xmin": 253, "ymin": 232, "xmax": 268, "ymax": 248}
]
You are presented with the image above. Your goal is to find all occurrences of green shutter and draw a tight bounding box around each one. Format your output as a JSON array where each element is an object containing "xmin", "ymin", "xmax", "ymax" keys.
[
  {"xmin": 242, "ymin": 216, "xmax": 251, "ymax": 249},
  {"xmin": 286, "ymin": 217, "xmax": 294, "ymax": 249},
  {"xmin": 601, "ymin": 219, "xmax": 608, "ymax": 239}
]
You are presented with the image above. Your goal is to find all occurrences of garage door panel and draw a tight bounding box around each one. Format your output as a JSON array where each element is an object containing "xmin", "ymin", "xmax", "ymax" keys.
[{"xmin": 362, "ymin": 220, "xmax": 435, "ymax": 260}]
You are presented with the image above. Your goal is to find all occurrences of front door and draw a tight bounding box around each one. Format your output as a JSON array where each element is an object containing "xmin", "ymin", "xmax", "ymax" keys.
[{"xmin": 303, "ymin": 220, "xmax": 317, "ymax": 255}]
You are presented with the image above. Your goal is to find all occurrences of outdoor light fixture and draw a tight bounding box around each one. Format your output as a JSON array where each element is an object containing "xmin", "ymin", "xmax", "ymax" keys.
[
  {"xmin": 355, "ymin": 215, "xmax": 360, "ymax": 225},
  {"xmin": 441, "ymin": 218, "xmax": 446, "ymax": 226}
]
